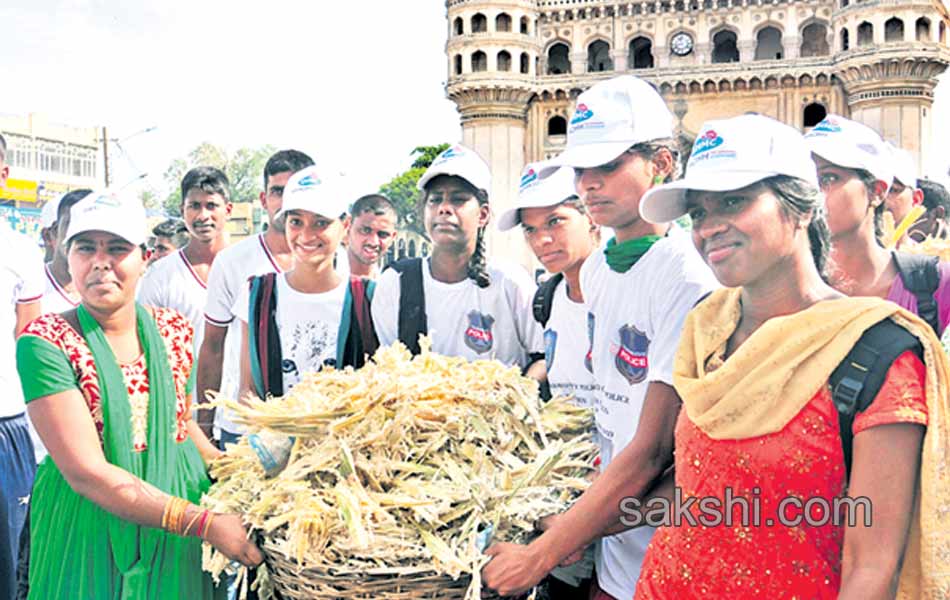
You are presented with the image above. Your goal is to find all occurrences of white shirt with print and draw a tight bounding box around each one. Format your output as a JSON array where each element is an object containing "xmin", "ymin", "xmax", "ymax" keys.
[
  {"xmin": 581, "ymin": 225, "xmax": 719, "ymax": 600},
  {"xmin": 233, "ymin": 275, "xmax": 345, "ymax": 393},
  {"xmin": 204, "ymin": 234, "xmax": 284, "ymax": 434},
  {"xmin": 371, "ymin": 259, "xmax": 544, "ymax": 368},
  {"xmin": 545, "ymin": 278, "xmax": 599, "ymax": 410}
]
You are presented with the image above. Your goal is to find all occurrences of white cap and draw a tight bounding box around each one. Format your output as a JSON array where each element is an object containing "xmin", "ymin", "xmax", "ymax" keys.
[
  {"xmin": 275, "ymin": 166, "xmax": 350, "ymax": 222},
  {"xmin": 641, "ymin": 114, "xmax": 819, "ymax": 224},
  {"xmin": 804, "ymin": 114, "xmax": 893, "ymax": 189},
  {"xmin": 497, "ymin": 163, "xmax": 577, "ymax": 231},
  {"xmin": 541, "ymin": 75, "xmax": 674, "ymax": 176},
  {"xmin": 417, "ymin": 144, "xmax": 491, "ymax": 193},
  {"xmin": 65, "ymin": 190, "xmax": 147, "ymax": 246},
  {"xmin": 40, "ymin": 194, "xmax": 63, "ymax": 229},
  {"xmin": 886, "ymin": 142, "xmax": 917, "ymax": 187}
]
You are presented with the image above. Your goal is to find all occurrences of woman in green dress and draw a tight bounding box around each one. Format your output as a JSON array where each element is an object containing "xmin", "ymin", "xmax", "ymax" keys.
[{"xmin": 15, "ymin": 191, "xmax": 262, "ymax": 599}]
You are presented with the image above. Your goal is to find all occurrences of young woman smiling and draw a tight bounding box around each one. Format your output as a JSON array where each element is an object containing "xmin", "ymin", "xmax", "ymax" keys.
[{"xmin": 630, "ymin": 114, "xmax": 950, "ymax": 599}]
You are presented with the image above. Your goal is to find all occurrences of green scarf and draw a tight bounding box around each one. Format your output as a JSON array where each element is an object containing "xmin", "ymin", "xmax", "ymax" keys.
[
  {"xmin": 604, "ymin": 235, "xmax": 663, "ymax": 273},
  {"xmin": 78, "ymin": 303, "xmax": 178, "ymax": 595}
]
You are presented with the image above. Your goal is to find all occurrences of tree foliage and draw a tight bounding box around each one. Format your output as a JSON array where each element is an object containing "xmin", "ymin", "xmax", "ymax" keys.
[
  {"xmin": 161, "ymin": 143, "xmax": 276, "ymax": 216},
  {"xmin": 379, "ymin": 143, "xmax": 450, "ymax": 236}
]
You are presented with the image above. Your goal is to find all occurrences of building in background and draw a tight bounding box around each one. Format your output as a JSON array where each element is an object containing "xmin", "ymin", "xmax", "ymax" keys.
[
  {"xmin": 0, "ymin": 113, "xmax": 100, "ymax": 240},
  {"xmin": 444, "ymin": 0, "xmax": 950, "ymax": 262}
]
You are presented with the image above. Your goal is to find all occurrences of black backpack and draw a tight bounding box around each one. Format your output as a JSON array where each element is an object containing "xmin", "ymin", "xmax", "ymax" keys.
[
  {"xmin": 388, "ymin": 258, "xmax": 427, "ymax": 355},
  {"xmin": 893, "ymin": 251, "xmax": 941, "ymax": 336},
  {"xmin": 531, "ymin": 273, "xmax": 565, "ymax": 328}
]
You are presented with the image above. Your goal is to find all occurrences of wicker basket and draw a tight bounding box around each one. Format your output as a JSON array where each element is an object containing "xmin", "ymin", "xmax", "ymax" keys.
[{"xmin": 264, "ymin": 540, "xmax": 503, "ymax": 600}]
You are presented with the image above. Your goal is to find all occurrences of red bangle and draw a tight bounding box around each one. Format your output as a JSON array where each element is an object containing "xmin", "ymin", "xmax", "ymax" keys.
[{"xmin": 195, "ymin": 510, "xmax": 210, "ymax": 539}]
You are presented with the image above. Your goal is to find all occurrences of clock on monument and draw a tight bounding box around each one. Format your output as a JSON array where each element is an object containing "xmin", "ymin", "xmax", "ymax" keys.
[{"xmin": 671, "ymin": 32, "xmax": 694, "ymax": 56}]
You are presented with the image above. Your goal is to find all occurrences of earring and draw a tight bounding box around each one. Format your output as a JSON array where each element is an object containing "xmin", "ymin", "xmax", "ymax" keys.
[{"xmin": 653, "ymin": 175, "xmax": 665, "ymax": 186}]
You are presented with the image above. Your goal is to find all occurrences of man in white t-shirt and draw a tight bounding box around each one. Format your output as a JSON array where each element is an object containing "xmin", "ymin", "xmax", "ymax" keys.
[
  {"xmin": 138, "ymin": 167, "xmax": 233, "ymax": 419},
  {"xmin": 40, "ymin": 190, "xmax": 90, "ymax": 316},
  {"xmin": 0, "ymin": 131, "xmax": 45, "ymax": 599},
  {"xmin": 483, "ymin": 77, "xmax": 718, "ymax": 600},
  {"xmin": 196, "ymin": 150, "xmax": 314, "ymax": 444}
]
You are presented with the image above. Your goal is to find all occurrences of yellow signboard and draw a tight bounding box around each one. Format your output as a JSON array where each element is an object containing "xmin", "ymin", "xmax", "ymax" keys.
[
  {"xmin": 1, "ymin": 178, "xmax": 39, "ymax": 204},
  {"xmin": 0, "ymin": 178, "xmax": 84, "ymax": 205}
]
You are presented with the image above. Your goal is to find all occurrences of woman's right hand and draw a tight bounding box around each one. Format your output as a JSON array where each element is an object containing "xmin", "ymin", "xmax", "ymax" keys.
[{"xmin": 204, "ymin": 513, "xmax": 264, "ymax": 567}]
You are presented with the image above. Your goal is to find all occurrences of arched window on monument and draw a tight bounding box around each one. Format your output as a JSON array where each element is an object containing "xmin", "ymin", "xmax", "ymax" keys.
[
  {"xmin": 497, "ymin": 50, "xmax": 512, "ymax": 71},
  {"xmin": 857, "ymin": 22, "xmax": 873, "ymax": 46},
  {"xmin": 548, "ymin": 116, "xmax": 567, "ymax": 136},
  {"xmin": 472, "ymin": 13, "xmax": 487, "ymax": 33},
  {"xmin": 885, "ymin": 17, "xmax": 905, "ymax": 42},
  {"xmin": 520, "ymin": 52, "xmax": 530, "ymax": 74},
  {"xmin": 496, "ymin": 13, "xmax": 512, "ymax": 32},
  {"xmin": 803, "ymin": 103, "xmax": 828, "ymax": 129},
  {"xmin": 547, "ymin": 43, "xmax": 571, "ymax": 74},
  {"xmin": 629, "ymin": 37, "xmax": 654, "ymax": 69},
  {"xmin": 712, "ymin": 30, "xmax": 740, "ymax": 63},
  {"xmin": 472, "ymin": 51, "xmax": 487, "ymax": 72},
  {"xmin": 454, "ymin": 54, "xmax": 462, "ymax": 75},
  {"xmin": 587, "ymin": 40, "xmax": 613, "ymax": 72},
  {"xmin": 754, "ymin": 26, "xmax": 784, "ymax": 60},
  {"xmin": 841, "ymin": 28, "xmax": 850, "ymax": 51},
  {"xmin": 800, "ymin": 23, "xmax": 830, "ymax": 57},
  {"xmin": 521, "ymin": 16, "xmax": 529, "ymax": 34},
  {"xmin": 454, "ymin": 17, "xmax": 464, "ymax": 36},
  {"xmin": 409, "ymin": 239, "xmax": 417, "ymax": 257},
  {"xmin": 916, "ymin": 18, "xmax": 931, "ymax": 41}
]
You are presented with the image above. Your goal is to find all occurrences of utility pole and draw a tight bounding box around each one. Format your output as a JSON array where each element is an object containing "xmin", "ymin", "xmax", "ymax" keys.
[{"xmin": 102, "ymin": 126, "xmax": 110, "ymax": 188}]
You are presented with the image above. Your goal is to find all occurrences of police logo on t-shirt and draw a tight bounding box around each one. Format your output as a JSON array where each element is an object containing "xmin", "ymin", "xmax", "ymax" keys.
[
  {"xmin": 464, "ymin": 311, "xmax": 495, "ymax": 354},
  {"xmin": 614, "ymin": 325, "xmax": 649, "ymax": 385},
  {"xmin": 544, "ymin": 329, "xmax": 558, "ymax": 368}
]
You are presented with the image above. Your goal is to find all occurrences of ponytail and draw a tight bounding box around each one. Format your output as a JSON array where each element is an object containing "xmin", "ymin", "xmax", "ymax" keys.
[
  {"xmin": 762, "ymin": 175, "xmax": 831, "ymax": 282},
  {"xmin": 467, "ymin": 226, "xmax": 491, "ymax": 288}
]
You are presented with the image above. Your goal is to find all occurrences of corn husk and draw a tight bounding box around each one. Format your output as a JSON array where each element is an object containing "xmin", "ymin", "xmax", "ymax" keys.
[{"xmin": 201, "ymin": 339, "xmax": 596, "ymax": 600}]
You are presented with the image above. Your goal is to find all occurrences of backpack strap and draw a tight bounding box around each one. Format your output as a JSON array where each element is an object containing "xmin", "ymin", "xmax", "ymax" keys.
[
  {"xmin": 829, "ymin": 318, "xmax": 923, "ymax": 480},
  {"xmin": 338, "ymin": 277, "xmax": 379, "ymax": 369},
  {"xmin": 532, "ymin": 273, "xmax": 565, "ymax": 328},
  {"xmin": 893, "ymin": 251, "xmax": 941, "ymax": 336},
  {"xmin": 388, "ymin": 258, "xmax": 427, "ymax": 355},
  {"xmin": 247, "ymin": 272, "xmax": 283, "ymax": 399}
]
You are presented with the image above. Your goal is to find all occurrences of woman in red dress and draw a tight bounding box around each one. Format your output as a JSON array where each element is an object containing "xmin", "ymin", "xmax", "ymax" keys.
[{"xmin": 631, "ymin": 114, "xmax": 950, "ymax": 599}]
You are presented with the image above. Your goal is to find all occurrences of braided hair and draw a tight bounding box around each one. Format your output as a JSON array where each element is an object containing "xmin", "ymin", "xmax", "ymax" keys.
[{"xmin": 422, "ymin": 175, "xmax": 492, "ymax": 288}]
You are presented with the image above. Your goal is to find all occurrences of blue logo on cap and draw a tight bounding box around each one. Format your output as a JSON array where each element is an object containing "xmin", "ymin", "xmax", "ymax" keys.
[
  {"xmin": 692, "ymin": 129, "xmax": 724, "ymax": 158},
  {"xmin": 812, "ymin": 118, "xmax": 841, "ymax": 134},
  {"xmin": 519, "ymin": 168, "xmax": 538, "ymax": 191},
  {"xmin": 93, "ymin": 193, "xmax": 121, "ymax": 208},
  {"xmin": 297, "ymin": 174, "xmax": 321, "ymax": 187},
  {"xmin": 571, "ymin": 103, "xmax": 594, "ymax": 126}
]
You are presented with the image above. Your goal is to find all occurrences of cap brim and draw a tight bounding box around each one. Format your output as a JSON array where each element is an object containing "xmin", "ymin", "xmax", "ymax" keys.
[
  {"xmin": 497, "ymin": 208, "xmax": 521, "ymax": 232},
  {"xmin": 640, "ymin": 171, "xmax": 782, "ymax": 224},
  {"xmin": 539, "ymin": 142, "xmax": 632, "ymax": 178},
  {"xmin": 66, "ymin": 222, "xmax": 145, "ymax": 247}
]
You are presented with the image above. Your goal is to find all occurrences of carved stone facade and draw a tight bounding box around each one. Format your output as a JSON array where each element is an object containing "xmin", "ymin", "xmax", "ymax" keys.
[{"xmin": 444, "ymin": 0, "xmax": 950, "ymax": 261}]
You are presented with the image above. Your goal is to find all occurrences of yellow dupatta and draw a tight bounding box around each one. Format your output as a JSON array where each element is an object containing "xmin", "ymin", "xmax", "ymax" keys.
[{"xmin": 675, "ymin": 287, "xmax": 950, "ymax": 598}]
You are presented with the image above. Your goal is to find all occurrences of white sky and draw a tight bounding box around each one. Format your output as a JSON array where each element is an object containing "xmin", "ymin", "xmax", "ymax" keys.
[{"xmin": 1, "ymin": 0, "xmax": 948, "ymax": 197}]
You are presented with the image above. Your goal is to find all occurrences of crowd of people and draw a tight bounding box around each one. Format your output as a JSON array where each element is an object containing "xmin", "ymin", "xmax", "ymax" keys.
[{"xmin": 1, "ymin": 72, "xmax": 949, "ymax": 600}]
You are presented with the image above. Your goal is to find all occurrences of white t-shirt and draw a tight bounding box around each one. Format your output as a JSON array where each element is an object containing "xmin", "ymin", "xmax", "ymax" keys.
[
  {"xmin": 2, "ymin": 225, "xmax": 44, "ymax": 419},
  {"xmin": 204, "ymin": 234, "xmax": 284, "ymax": 434},
  {"xmin": 581, "ymin": 226, "xmax": 718, "ymax": 600},
  {"xmin": 371, "ymin": 259, "xmax": 544, "ymax": 368},
  {"xmin": 233, "ymin": 275, "xmax": 346, "ymax": 392},
  {"xmin": 545, "ymin": 278, "xmax": 599, "ymax": 410},
  {"xmin": 41, "ymin": 264, "xmax": 79, "ymax": 315}
]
